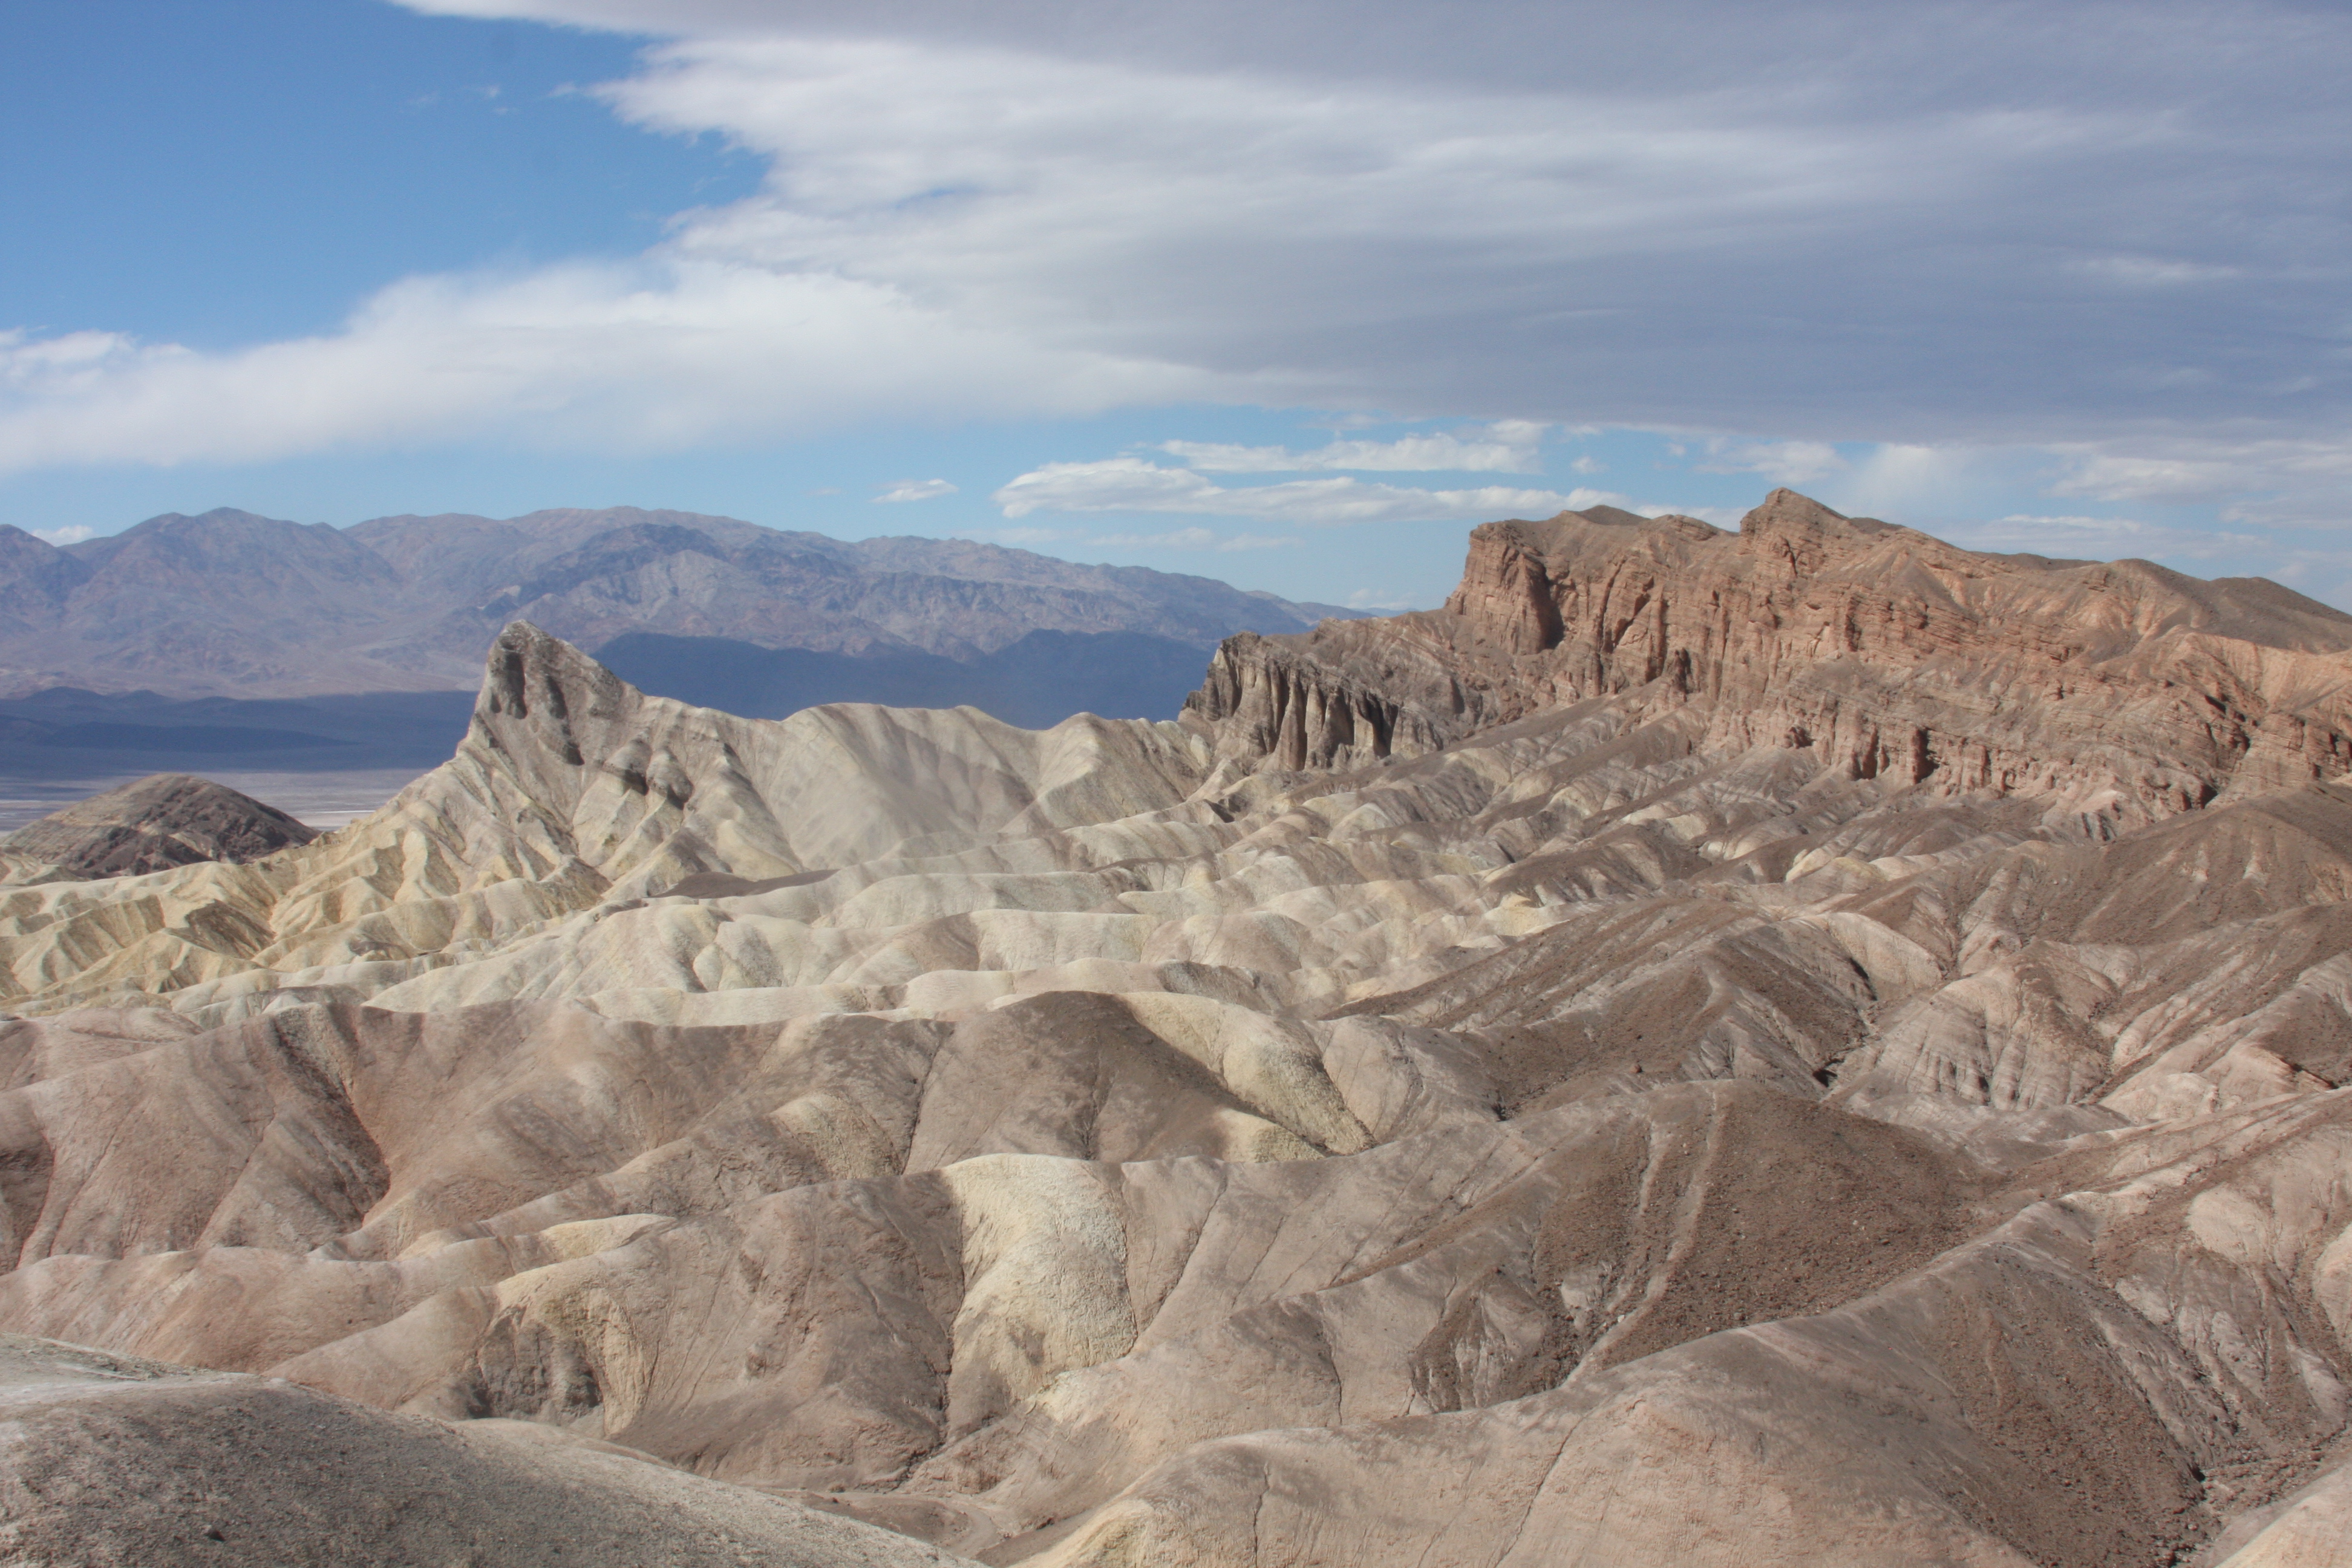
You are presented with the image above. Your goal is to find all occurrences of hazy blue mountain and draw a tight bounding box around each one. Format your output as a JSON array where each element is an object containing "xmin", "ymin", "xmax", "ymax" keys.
[
  {"xmin": 596, "ymin": 628, "xmax": 1218, "ymax": 730},
  {"xmin": 0, "ymin": 505, "xmax": 1364, "ymax": 778},
  {"xmin": 0, "ymin": 505, "xmax": 1355, "ymax": 702}
]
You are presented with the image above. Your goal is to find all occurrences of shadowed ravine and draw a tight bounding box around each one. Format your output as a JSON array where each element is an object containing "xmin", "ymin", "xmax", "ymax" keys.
[{"xmin": 3, "ymin": 491, "xmax": 2352, "ymax": 1566}]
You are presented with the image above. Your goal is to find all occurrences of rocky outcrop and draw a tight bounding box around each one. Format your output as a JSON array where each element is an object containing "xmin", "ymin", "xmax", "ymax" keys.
[
  {"xmin": 10, "ymin": 504, "xmax": 2352, "ymax": 1566},
  {"xmin": 0, "ymin": 623, "xmax": 1220, "ymax": 1014},
  {"xmin": 0, "ymin": 773, "xmax": 316, "ymax": 884},
  {"xmin": 1185, "ymin": 489, "xmax": 2352, "ymax": 823}
]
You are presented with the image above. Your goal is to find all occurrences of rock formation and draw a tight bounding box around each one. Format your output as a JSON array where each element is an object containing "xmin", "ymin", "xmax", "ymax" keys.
[
  {"xmin": 1, "ymin": 489, "xmax": 2350, "ymax": 1566},
  {"xmin": 1186, "ymin": 489, "xmax": 2352, "ymax": 818},
  {"xmin": 0, "ymin": 773, "xmax": 318, "ymax": 884},
  {"xmin": 0, "ymin": 1334, "xmax": 972, "ymax": 1566}
]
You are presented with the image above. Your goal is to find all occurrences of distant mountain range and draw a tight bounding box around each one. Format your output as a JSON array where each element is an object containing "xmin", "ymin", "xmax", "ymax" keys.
[
  {"xmin": 18, "ymin": 494, "xmax": 2352, "ymax": 1566},
  {"xmin": 0, "ymin": 506, "xmax": 1358, "ymax": 698},
  {"xmin": 0, "ymin": 506, "xmax": 1363, "ymax": 773}
]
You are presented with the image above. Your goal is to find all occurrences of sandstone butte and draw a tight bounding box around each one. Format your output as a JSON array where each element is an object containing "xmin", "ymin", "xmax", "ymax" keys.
[{"xmin": 2, "ymin": 489, "xmax": 2352, "ymax": 1566}]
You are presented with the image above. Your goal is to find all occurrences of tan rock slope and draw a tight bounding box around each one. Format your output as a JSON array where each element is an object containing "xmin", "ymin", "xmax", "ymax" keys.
[
  {"xmin": 0, "ymin": 1334, "xmax": 975, "ymax": 1566},
  {"xmin": 2, "ymin": 489, "xmax": 2352, "ymax": 1566}
]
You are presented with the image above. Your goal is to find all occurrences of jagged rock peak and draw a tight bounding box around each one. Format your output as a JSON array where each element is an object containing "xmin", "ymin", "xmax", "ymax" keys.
[
  {"xmin": 1734, "ymin": 486, "xmax": 1896, "ymax": 577},
  {"xmin": 477, "ymin": 619, "xmax": 636, "ymax": 724},
  {"xmin": 468, "ymin": 619, "xmax": 643, "ymax": 774},
  {"xmin": 1184, "ymin": 489, "xmax": 2352, "ymax": 822}
]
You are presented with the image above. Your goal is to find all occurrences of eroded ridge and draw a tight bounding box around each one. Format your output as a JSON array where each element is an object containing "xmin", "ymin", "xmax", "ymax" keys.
[{"xmin": 4, "ymin": 491, "xmax": 2352, "ymax": 1566}]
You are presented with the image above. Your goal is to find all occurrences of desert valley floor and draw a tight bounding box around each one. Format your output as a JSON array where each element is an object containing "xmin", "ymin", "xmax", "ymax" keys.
[{"xmin": 4, "ymin": 492, "xmax": 2352, "ymax": 1565}]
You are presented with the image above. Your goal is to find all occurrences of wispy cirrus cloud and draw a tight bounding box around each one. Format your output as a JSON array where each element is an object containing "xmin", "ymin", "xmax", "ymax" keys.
[
  {"xmin": 2034, "ymin": 437, "xmax": 2352, "ymax": 529},
  {"xmin": 873, "ymin": 478, "xmax": 956, "ymax": 502},
  {"xmin": 1082, "ymin": 526, "xmax": 1295, "ymax": 552},
  {"xmin": 995, "ymin": 457, "xmax": 1609, "ymax": 526},
  {"xmin": 960, "ymin": 522, "xmax": 1295, "ymax": 554},
  {"xmin": 1160, "ymin": 421, "xmax": 1548, "ymax": 474},
  {"xmin": 1935, "ymin": 512, "xmax": 2271, "ymax": 562}
]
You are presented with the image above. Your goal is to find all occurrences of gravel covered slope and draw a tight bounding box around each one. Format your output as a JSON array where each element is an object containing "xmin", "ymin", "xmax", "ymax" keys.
[{"xmin": 0, "ymin": 1334, "xmax": 976, "ymax": 1567}]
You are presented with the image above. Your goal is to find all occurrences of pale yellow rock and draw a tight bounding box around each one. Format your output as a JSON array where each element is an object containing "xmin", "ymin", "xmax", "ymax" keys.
[{"xmin": 2215, "ymin": 1462, "xmax": 2352, "ymax": 1567}]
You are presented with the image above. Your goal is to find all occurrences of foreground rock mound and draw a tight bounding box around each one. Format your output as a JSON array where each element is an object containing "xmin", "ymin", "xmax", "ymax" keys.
[
  {"xmin": 0, "ymin": 1334, "xmax": 972, "ymax": 1566},
  {"xmin": 2, "ymin": 492, "xmax": 2352, "ymax": 1566},
  {"xmin": 0, "ymin": 773, "xmax": 316, "ymax": 884}
]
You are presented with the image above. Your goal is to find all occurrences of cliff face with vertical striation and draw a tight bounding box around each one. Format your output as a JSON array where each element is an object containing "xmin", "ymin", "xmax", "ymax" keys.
[{"xmin": 1186, "ymin": 488, "xmax": 2352, "ymax": 823}]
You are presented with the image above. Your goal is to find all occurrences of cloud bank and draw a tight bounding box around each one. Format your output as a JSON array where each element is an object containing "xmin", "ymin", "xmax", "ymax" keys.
[
  {"xmin": 1160, "ymin": 422, "xmax": 1550, "ymax": 474},
  {"xmin": 1, "ymin": 0, "xmax": 2347, "ymax": 529},
  {"xmin": 993, "ymin": 459, "xmax": 1612, "ymax": 527},
  {"xmin": 0, "ymin": 267, "xmax": 1211, "ymax": 472}
]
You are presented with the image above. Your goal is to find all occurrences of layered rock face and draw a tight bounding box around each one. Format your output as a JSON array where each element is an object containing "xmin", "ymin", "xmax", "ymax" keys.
[
  {"xmin": 3, "ymin": 497, "xmax": 2352, "ymax": 1566},
  {"xmin": 1187, "ymin": 490, "xmax": 2352, "ymax": 822}
]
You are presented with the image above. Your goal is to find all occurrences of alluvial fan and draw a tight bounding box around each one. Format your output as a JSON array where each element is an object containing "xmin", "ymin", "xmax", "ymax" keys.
[{"xmin": 3, "ymin": 489, "xmax": 2352, "ymax": 1567}]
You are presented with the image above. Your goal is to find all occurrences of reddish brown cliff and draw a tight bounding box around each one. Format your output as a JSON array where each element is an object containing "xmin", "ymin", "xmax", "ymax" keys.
[{"xmin": 1184, "ymin": 489, "xmax": 2352, "ymax": 820}]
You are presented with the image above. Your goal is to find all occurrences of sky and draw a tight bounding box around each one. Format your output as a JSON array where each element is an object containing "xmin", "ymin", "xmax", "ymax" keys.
[{"xmin": 2, "ymin": 0, "xmax": 2347, "ymax": 612}]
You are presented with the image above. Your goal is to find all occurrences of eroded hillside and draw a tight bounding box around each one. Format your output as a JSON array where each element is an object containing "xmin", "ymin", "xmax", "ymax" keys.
[{"xmin": 2, "ymin": 491, "xmax": 2350, "ymax": 1567}]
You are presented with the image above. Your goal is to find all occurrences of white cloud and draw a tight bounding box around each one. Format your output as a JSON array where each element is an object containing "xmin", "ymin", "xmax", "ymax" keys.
[
  {"xmin": 1345, "ymin": 588, "xmax": 1421, "ymax": 610},
  {"xmin": 1077, "ymin": 527, "xmax": 1296, "ymax": 552},
  {"xmin": 2, "ymin": 0, "xmax": 2347, "ymax": 546},
  {"xmin": 1938, "ymin": 512, "xmax": 2270, "ymax": 562},
  {"xmin": 30, "ymin": 524, "xmax": 93, "ymax": 546},
  {"xmin": 0, "ymin": 263, "xmax": 1215, "ymax": 476},
  {"xmin": 994, "ymin": 458, "xmax": 1610, "ymax": 526},
  {"xmin": 0, "ymin": 28, "xmax": 2235, "ymax": 478},
  {"xmin": 1828, "ymin": 443, "xmax": 1982, "ymax": 519},
  {"xmin": 1981, "ymin": 513, "xmax": 2157, "ymax": 552},
  {"xmin": 2049, "ymin": 451, "xmax": 2244, "ymax": 506},
  {"xmin": 959, "ymin": 521, "xmax": 1293, "ymax": 553},
  {"xmin": 2067, "ymin": 255, "xmax": 2243, "ymax": 288},
  {"xmin": 1160, "ymin": 421, "xmax": 1547, "ymax": 474},
  {"xmin": 873, "ymin": 478, "xmax": 956, "ymax": 502},
  {"xmin": 1699, "ymin": 439, "xmax": 1847, "ymax": 485},
  {"xmin": 2045, "ymin": 437, "xmax": 2352, "ymax": 526}
]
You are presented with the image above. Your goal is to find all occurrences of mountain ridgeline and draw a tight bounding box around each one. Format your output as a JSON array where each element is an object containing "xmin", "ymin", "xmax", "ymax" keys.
[
  {"xmin": 7, "ymin": 490, "xmax": 2352, "ymax": 1566},
  {"xmin": 0, "ymin": 506, "xmax": 1359, "ymax": 774}
]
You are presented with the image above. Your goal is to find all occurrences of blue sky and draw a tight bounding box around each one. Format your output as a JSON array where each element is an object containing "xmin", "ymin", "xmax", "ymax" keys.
[{"xmin": 4, "ymin": 0, "xmax": 2348, "ymax": 611}]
